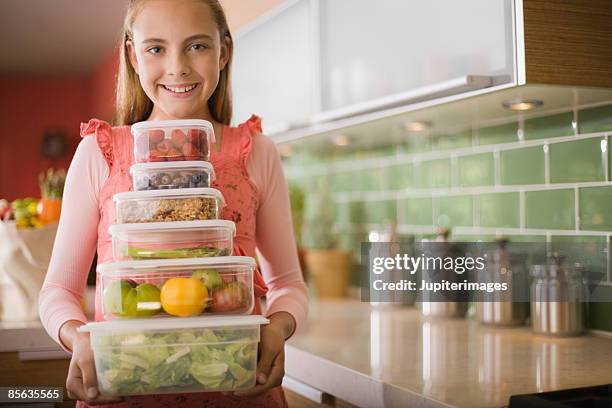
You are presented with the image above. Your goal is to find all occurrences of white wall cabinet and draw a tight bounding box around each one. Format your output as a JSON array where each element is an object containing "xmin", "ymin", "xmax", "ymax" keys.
[{"xmin": 233, "ymin": 0, "xmax": 515, "ymax": 133}]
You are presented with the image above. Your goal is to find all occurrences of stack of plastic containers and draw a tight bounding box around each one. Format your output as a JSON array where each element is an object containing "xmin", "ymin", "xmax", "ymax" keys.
[{"xmin": 78, "ymin": 120, "xmax": 268, "ymax": 397}]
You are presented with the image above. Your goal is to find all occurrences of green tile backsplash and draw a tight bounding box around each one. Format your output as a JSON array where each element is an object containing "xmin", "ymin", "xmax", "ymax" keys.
[
  {"xmin": 385, "ymin": 163, "xmax": 414, "ymax": 190},
  {"xmin": 401, "ymin": 197, "xmax": 433, "ymax": 225},
  {"xmin": 500, "ymin": 146, "xmax": 545, "ymax": 185},
  {"xmin": 286, "ymin": 105, "xmax": 612, "ymax": 332},
  {"xmin": 353, "ymin": 167, "xmax": 383, "ymax": 191},
  {"xmin": 525, "ymin": 189, "xmax": 575, "ymax": 229},
  {"xmin": 523, "ymin": 111, "xmax": 575, "ymax": 140},
  {"xmin": 457, "ymin": 153, "xmax": 495, "ymax": 187},
  {"xmin": 580, "ymin": 186, "xmax": 612, "ymax": 231},
  {"xmin": 578, "ymin": 104, "xmax": 612, "ymax": 134},
  {"xmin": 417, "ymin": 159, "xmax": 451, "ymax": 188},
  {"xmin": 478, "ymin": 122, "xmax": 518, "ymax": 146},
  {"xmin": 550, "ymin": 138, "xmax": 605, "ymax": 183},
  {"xmin": 436, "ymin": 195, "xmax": 473, "ymax": 227},
  {"xmin": 365, "ymin": 199, "xmax": 396, "ymax": 224},
  {"xmin": 478, "ymin": 192, "xmax": 520, "ymax": 228},
  {"xmin": 332, "ymin": 171, "xmax": 352, "ymax": 192},
  {"xmin": 431, "ymin": 129, "xmax": 473, "ymax": 151}
]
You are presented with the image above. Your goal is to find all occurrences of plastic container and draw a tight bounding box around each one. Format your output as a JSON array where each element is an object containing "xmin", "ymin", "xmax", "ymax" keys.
[
  {"xmin": 109, "ymin": 220, "xmax": 235, "ymax": 261},
  {"xmin": 114, "ymin": 188, "xmax": 225, "ymax": 223},
  {"xmin": 98, "ymin": 256, "xmax": 255, "ymax": 319},
  {"xmin": 78, "ymin": 315, "xmax": 269, "ymax": 396},
  {"xmin": 131, "ymin": 119, "xmax": 213, "ymax": 163},
  {"xmin": 130, "ymin": 161, "xmax": 215, "ymax": 191}
]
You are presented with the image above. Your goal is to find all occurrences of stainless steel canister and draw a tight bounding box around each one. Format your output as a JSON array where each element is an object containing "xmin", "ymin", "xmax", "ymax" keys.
[
  {"xmin": 476, "ymin": 240, "xmax": 528, "ymax": 326},
  {"xmin": 418, "ymin": 230, "xmax": 467, "ymax": 318},
  {"xmin": 530, "ymin": 262, "xmax": 586, "ymax": 336}
]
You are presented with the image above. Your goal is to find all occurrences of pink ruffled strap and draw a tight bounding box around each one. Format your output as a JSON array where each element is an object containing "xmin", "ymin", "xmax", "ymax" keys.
[
  {"xmin": 80, "ymin": 118, "xmax": 113, "ymax": 167},
  {"xmin": 239, "ymin": 114, "xmax": 262, "ymax": 169}
]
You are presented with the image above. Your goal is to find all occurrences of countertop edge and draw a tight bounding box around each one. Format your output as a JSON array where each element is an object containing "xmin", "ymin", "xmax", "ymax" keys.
[{"xmin": 285, "ymin": 344, "xmax": 454, "ymax": 408}]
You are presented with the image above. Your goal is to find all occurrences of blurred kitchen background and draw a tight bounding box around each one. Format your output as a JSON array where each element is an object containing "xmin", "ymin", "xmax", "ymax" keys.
[{"xmin": 1, "ymin": 1, "xmax": 612, "ymax": 407}]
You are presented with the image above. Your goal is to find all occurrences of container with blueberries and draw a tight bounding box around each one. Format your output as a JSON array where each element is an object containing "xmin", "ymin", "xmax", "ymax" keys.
[{"xmin": 130, "ymin": 161, "xmax": 215, "ymax": 191}]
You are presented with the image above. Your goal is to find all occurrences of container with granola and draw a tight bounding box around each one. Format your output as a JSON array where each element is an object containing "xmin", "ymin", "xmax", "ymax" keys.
[{"xmin": 114, "ymin": 188, "xmax": 225, "ymax": 223}]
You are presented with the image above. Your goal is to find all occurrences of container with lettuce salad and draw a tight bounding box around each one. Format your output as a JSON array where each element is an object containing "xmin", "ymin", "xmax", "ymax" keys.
[{"xmin": 78, "ymin": 315, "xmax": 268, "ymax": 396}]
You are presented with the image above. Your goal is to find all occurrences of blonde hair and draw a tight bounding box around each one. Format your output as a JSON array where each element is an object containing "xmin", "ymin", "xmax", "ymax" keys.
[{"xmin": 114, "ymin": 0, "xmax": 233, "ymax": 125}]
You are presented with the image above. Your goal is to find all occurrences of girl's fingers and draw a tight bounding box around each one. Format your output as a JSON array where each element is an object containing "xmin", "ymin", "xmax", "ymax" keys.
[
  {"xmin": 255, "ymin": 344, "xmax": 276, "ymax": 384},
  {"xmin": 235, "ymin": 349, "xmax": 285, "ymax": 397},
  {"xmin": 79, "ymin": 354, "xmax": 99, "ymax": 399},
  {"xmin": 66, "ymin": 362, "xmax": 88, "ymax": 402},
  {"xmin": 66, "ymin": 353, "xmax": 123, "ymax": 405}
]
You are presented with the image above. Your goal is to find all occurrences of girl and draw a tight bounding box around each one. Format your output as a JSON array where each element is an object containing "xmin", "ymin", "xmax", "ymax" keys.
[{"xmin": 38, "ymin": 1, "xmax": 308, "ymax": 407}]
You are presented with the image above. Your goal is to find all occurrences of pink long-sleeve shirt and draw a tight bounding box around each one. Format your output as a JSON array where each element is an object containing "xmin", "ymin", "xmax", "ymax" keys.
[{"xmin": 39, "ymin": 124, "xmax": 308, "ymax": 351}]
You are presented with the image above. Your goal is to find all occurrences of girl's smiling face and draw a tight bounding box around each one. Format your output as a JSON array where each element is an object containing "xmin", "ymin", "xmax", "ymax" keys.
[{"xmin": 126, "ymin": 0, "xmax": 229, "ymax": 121}]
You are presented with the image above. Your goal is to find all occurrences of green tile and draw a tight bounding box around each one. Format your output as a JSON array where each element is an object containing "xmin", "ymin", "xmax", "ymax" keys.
[
  {"xmin": 331, "ymin": 171, "xmax": 353, "ymax": 193},
  {"xmin": 400, "ymin": 197, "xmax": 433, "ymax": 225},
  {"xmin": 550, "ymin": 138, "xmax": 606, "ymax": 183},
  {"xmin": 524, "ymin": 112, "xmax": 574, "ymax": 140},
  {"xmin": 385, "ymin": 163, "xmax": 414, "ymax": 190},
  {"xmin": 436, "ymin": 195, "xmax": 473, "ymax": 227},
  {"xmin": 478, "ymin": 122, "xmax": 519, "ymax": 146},
  {"xmin": 500, "ymin": 146, "xmax": 545, "ymax": 185},
  {"xmin": 578, "ymin": 104, "xmax": 612, "ymax": 134},
  {"xmin": 417, "ymin": 159, "xmax": 451, "ymax": 188},
  {"xmin": 478, "ymin": 192, "xmax": 520, "ymax": 228},
  {"xmin": 353, "ymin": 167, "xmax": 384, "ymax": 191},
  {"xmin": 365, "ymin": 199, "xmax": 396, "ymax": 224},
  {"xmin": 348, "ymin": 201, "xmax": 368, "ymax": 224},
  {"xmin": 525, "ymin": 189, "xmax": 575, "ymax": 229},
  {"xmin": 587, "ymin": 303, "xmax": 612, "ymax": 331},
  {"xmin": 550, "ymin": 236, "xmax": 608, "ymax": 278},
  {"xmin": 580, "ymin": 186, "xmax": 612, "ymax": 231},
  {"xmin": 431, "ymin": 129, "xmax": 472, "ymax": 151},
  {"xmin": 457, "ymin": 153, "xmax": 495, "ymax": 187}
]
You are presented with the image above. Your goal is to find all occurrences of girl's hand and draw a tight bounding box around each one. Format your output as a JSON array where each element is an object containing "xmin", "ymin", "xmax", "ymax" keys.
[
  {"xmin": 233, "ymin": 312, "xmax": 296, "ymax": 397},
  {"xmin": 65, "ymin": 330, "xmax": 124, "ymax": 405}
]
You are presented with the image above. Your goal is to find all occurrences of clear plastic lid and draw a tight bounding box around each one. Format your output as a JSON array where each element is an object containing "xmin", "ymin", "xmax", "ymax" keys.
[
  {"xmin": 130, "ymin": 161, "xmax": 215, "ymax": 177},
  {"xmin": 78, "ymin": 314, "xmax": 269, "ymax": 333},
  {"xmin": 113, "ymin": 188, "xmax": 225, "ymax": 206},
  {"xmin": 108, "ymin": 220, "xmax": 235, "ymax": 236},
  {"xmin": 97, "ymin": 256, "xmax": 256, "ymax": 275},
  {"xmin": 130, "ymin": 119, "xmax": 215, "ymax": 143}
]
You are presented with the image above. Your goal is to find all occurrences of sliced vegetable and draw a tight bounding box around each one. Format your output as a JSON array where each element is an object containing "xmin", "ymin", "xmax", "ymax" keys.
[{"xmin": 124, "ymin": 245, "xmax": 229, "ymax": 260}]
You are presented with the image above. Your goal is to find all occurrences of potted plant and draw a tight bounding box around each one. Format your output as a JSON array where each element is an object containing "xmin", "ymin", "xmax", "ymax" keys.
[
  {"xmin": 288, "ymin": 182, "xmax": 307, "ymax": 280},
  {"xmin": 37, "ymin": 168, "xmax": 66, "ymax": 225},
  {"xmin": 302, "ymin": 180, "xmax": 352, "ymax": 298}
]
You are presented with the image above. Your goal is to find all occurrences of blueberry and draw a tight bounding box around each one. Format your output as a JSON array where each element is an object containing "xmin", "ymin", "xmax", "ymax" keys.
[
  {"xmin": 149, "ymin": 174, "xmax": 162, "ymax": 188},
  {"xmin": 191, "ymin": 173, "xmax": 202, "ymax": 184}
]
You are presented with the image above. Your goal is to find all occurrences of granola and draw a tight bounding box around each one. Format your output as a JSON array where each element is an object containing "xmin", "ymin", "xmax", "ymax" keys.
[{"xmin": 117, "ymin": 197, "xmax": 218, "ymax": 223}]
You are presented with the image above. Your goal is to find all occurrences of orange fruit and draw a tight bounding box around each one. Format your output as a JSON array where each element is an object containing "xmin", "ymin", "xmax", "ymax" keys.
[{"xmin": 160, "ymin": 277, "xmax": 208, "ymax": 317}]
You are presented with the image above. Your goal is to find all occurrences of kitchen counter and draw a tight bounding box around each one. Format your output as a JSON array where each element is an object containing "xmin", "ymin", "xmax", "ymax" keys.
[{"xmin": 285, "ymin": 299, "xmax": 612, "ymax": 408}]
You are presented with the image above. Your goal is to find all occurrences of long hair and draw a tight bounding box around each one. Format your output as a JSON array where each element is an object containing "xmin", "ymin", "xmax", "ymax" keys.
[{"xmin": 114, "ymin": 0, "xmax": 233, "ymax": 125}]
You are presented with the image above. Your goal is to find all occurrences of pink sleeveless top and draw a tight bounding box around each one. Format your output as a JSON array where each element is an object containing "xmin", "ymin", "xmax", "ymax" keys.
[{"xmin": 76, "ymin": 115, "xmax": 286, "ymax": 408}]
